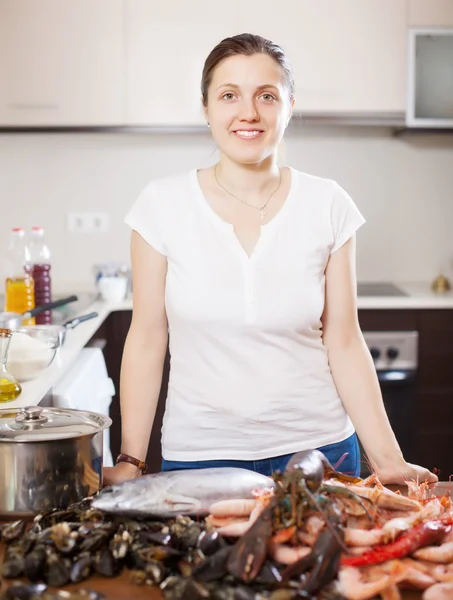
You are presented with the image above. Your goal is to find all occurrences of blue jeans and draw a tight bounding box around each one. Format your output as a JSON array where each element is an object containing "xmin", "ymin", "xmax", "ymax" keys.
[{"xmin": 162, "ymin": 433, "xmax": 360, "ymax": 477}]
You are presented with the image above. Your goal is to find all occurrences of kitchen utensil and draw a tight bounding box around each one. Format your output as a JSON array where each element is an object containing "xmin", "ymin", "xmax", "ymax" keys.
[
  {"xmin": 0, "ymin": 405, "xmax": 111, "ymax": 516},
  {"xmin": 0, "ymin": 329, "xmax": 21, "ymax": 402},
  {"xmin": 98, "ymin": 276, "xmax": 127, "ymax": 302},
  {"xmin": 0, "ymin": 295, "xmax": 78, "ymax": 330},
  {"xmin": 14, "ymin": 311, "xmax": 99, "ymax": 348},
  {"xmin": 7, "ymin": 327, "xmax": 61, "ymax": 382}
]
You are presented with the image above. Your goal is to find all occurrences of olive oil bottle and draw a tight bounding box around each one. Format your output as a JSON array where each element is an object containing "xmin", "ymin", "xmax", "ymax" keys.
[{"xmin": 0, "ymin": 329, "xmax": 21, "ymax": 402}]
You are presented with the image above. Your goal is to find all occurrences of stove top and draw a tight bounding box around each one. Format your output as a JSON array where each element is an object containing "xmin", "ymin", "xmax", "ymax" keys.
[{"xmin": 357, "ymin": 282, "xmax": 407, "ymax": 297}]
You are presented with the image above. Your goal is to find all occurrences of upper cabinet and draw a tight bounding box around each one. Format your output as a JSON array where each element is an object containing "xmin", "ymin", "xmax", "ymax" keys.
[
  {"xmin": 124, "ymin": 0, "xmax": 240, "ymax": 126},
  {"xmin": 239, "ymin": 0, "xmax": 408, "ymax": 114},
  {"xmin": 0, "ymin": 0, "xmax": 125, "ymax": 126},
  {"xmin": 409, "ymin": 0, "xmax": 453, "ymax": 26}
]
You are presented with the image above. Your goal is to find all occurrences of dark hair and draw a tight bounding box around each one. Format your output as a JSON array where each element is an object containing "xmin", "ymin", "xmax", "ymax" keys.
[{"xmin": 201, "ymin": 33, "xmax": 295, "ymax": 106}]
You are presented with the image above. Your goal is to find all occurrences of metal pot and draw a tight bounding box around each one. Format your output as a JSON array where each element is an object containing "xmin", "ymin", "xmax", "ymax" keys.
[
  {"xmin": 16, "ymin": 311, "xmax": 99, "ymax": 348},
  {"xmin": 0, "ymin": 405, "xmax": 111, "ymax": 517},
  {"xmin": 0, "ymin": 295, "xmax": 78, "ymax": 330}
]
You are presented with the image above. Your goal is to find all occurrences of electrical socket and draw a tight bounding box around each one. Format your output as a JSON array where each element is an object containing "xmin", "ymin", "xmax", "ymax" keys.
[{"xmin": 67, "ymin": 213, "xmax": 109, "ymax": 233}]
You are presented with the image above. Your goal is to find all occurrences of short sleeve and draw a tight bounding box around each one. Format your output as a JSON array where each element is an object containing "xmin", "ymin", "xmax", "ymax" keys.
[
  {"xmin": 124, "ymin": 183, "xmax": 167, "ymax": 256},
  {"xmin": 330, "ymin": 183, "xmax": 366, "ymax": 254}
]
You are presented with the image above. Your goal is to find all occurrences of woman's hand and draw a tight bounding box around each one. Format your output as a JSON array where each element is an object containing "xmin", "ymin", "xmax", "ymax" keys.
[
  {"xmin": 103, "ymin": 462, "xmax": 142, "ymax": 487},
  {"xmin": 375, "ymin": 460, "xmax": 438, "ymax": 485}
]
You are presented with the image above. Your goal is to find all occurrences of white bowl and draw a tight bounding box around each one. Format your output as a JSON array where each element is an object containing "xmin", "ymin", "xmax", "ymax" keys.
[
  {"xmin": 7, "ymin": 328, "xmax": 60, "ymax": 382},
  {"xmin": 97, "ymin": 276, "xmax": 127, "ymax": 303}
]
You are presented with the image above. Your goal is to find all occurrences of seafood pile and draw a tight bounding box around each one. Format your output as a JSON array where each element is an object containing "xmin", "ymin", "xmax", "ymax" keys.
[{"xmin": 1, "ymin": 451, "xmax": 453, "ymax": 600}]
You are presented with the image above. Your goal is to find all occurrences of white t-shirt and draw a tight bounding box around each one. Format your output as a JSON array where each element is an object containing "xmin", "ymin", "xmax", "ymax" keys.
[{"xmin": 125, "ymin": 167, "xmax": 366, "ymax": 461}]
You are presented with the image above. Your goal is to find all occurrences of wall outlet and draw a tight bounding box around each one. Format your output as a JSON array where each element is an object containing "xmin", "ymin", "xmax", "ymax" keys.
[{"xmin": 67, "ymin": 213, "xmax": 109, "ymax": 233}]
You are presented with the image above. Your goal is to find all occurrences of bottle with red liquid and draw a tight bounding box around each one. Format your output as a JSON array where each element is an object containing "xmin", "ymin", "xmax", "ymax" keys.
[{"xmin": 29, "ymin": 226, "xmax": 52, "ymax": 324}]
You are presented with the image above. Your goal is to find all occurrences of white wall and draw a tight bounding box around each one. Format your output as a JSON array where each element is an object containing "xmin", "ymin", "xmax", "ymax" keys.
[{"xmin": 1, "ymin": 126, "xmax": 453, "ymax": 289}]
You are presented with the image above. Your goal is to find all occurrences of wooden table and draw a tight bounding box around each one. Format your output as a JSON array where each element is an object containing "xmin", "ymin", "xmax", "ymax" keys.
[
  {"xmin": 0, "ymin": 541, "xmax": 423, "ymax": 600},
  {"xmin": 6, "ymin": 482, "xmax": 452, "ymax": 600}
]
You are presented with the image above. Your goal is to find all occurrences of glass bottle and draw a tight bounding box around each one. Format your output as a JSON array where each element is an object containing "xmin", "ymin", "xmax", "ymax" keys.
[
  {"xmin": 4, "ymin": 228, "xmax": 35, "ymax": 326},
  {"xmin": 29, "ymin": 226, "xmax": 52, "ymax": 324},
  {"xmin": 0, "ymin": 329, "xmax": 22, "ymax": 403}
]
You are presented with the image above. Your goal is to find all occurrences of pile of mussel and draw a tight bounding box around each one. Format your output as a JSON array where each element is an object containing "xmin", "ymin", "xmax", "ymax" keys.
[{"xmin": 0, "ymin": 493, "xmax": 343, "ymax": 600}]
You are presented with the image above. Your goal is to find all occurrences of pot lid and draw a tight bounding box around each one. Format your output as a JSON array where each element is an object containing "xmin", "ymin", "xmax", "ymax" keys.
[{"xmin": 0, "ymin": 406, "xmax": 111, "ymax": 442}]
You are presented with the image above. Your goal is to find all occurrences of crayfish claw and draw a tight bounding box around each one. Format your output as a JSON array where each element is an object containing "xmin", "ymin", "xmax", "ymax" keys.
[{"xmin": 226, "ymin": 505, "xmax": 273, "ymax": 583}]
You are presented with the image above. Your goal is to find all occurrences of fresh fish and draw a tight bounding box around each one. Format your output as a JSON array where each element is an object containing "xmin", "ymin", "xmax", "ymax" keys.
[{"xmin": 93, "ymin": 467, "xmax": 274, "ymax": 517}]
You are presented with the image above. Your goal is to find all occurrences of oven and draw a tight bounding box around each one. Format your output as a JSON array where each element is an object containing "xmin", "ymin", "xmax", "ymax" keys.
[{"xmin": 359, "ymin": 331, "xmax": 418, "ymax": 477}]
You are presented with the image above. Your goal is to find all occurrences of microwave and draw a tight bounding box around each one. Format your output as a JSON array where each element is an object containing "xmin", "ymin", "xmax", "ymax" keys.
[{"xmin": 406, "ymin": 28, "xmax": 453, "ymax": 128}]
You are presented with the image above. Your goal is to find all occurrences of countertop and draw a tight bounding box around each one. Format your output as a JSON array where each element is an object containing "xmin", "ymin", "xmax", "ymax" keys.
[{"xmin": 5, "ymin": 280, "xmax": 453, "ymax": 410}]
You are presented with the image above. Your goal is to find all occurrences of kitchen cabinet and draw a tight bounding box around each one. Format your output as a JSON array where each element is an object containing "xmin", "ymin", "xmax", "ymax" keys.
[
  {"xmin": 239, "ymin": 0, "xmax": 408, "ymax": 114},
  {"xmin": 124, "ymin": 0, "xmax": 240, "ymax": 126},
  {"xmin": 98, "ymin": 308, "xmax": 453, "ymax": 479},
  {"xmin": 359, "ymin": 309, "xmax": 453, "ymax": 481},
  {"xmin": 409, "ymin": 0, "xmax": 453, "ymax": 27},
  {"xmin": 0, "ymin": 0, "xmax": 125, "ymax": 126}
]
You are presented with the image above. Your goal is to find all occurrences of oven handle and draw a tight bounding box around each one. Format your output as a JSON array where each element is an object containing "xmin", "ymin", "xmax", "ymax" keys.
[{"xmin": 377, "ymin": 369, "xmax": 416, "ymax": 384}]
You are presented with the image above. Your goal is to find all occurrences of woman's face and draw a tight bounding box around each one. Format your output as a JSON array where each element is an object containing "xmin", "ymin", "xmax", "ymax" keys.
[{"xmin": 204, "ymin": 53, "xmax": 294, "ymax": 166}]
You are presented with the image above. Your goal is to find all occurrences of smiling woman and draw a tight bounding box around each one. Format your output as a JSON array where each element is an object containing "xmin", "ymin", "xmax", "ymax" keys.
[{"xmin": 103, "ymin": 33, "xmax": 438, "ymax": 489}]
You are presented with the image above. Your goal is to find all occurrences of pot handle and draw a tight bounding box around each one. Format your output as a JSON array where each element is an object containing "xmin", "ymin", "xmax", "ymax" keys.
[
  {"xmin": 25, "ymin": 296, "xmax": 79, "ymax": 318},
  {"xmin": 64, "ymin": 312, "xmax": 99, "ymax": 330}
]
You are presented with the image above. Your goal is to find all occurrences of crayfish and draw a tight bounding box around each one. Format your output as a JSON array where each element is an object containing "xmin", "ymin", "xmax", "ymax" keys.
[{"xmin": 226, "ymin": 449, "xmax": 366, "ymax": 594}]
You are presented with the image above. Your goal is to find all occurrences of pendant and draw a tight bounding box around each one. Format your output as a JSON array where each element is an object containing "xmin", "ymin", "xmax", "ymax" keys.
[{"xmin": 260, "ymin": 209, "xmax": 265, "ymax": 220}]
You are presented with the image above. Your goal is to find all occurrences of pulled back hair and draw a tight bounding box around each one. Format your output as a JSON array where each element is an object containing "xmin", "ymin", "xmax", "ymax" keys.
[{"xmin": 201, "ymin": 33, "xmax": 295, "ymax": 106}]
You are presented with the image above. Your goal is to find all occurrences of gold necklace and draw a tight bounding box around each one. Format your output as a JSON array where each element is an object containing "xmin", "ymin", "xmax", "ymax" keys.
[{"xmin": 214, "ymin": 164, "xmax": 282, "ymax": 220}]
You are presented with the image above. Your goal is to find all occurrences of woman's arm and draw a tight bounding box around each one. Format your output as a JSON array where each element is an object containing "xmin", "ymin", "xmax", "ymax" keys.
[
  {"xmin": 103, "ymin": 230, "xmax": 168, "ymax": 485},
  {"xmin": 321, "ymin": 236, "xmax": 437, "ymax": 484}
]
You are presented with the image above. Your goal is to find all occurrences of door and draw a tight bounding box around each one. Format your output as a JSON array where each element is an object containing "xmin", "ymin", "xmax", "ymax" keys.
[
  {"xmin": 0, "ymin": 0, "xmax": 125, "ymax": 126},
  {"xmin": 125, "ymin": 0, "xmax": 241, "ymax": 126},
  {"xmin": 239, "ymin": 0, "xmax": 408, "ymax": 114}
]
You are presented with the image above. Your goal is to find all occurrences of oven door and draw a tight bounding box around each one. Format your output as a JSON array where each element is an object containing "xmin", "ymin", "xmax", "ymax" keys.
[{"xmin": 358, "ymin": 369, "xmax": 416, "ymax": 478}]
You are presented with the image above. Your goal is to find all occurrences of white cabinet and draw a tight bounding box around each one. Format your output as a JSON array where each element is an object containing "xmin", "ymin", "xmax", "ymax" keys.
[
  {"xmin": 239, "ymin": 0, "xmax": 408, "ymax": 114},
  {"xmin": 125, "ymin": 0, "xmax": 240, "ymax": 126},
  {"xmin": 409, "ymin": 0, "xmax": 453, "ymax": 26},
  {"xmin": 0, "ymin": 0, "xmax": 125, "ymax": 126}
]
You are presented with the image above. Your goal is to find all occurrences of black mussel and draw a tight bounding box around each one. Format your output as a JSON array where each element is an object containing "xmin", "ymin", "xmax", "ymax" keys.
[
  {"xmin": 197, "ymin": 530, "xmax": 227, "ymax": 556},
  {"xmin": 48, "ymin": 523, "xmax": 78, "ymax": 554},
  {"xmin": 2, "ymin": 582, "xmax": 47, "ymax": 600},
  {"xmin": 170, "ymin": 520, "xmax": 203, "ymax": 551},
  {"xmin": 93, "ymin": 547, "xmax": 121, "ymax": 578},
  {"xmin": 70, "ymin": 553, "xmax": 93, "ymax": 584},
  {"xmin": 161, "ymin": 576, "xmax": 210, "ymax": 600},
  {"xmin": 192, "ymin": 545, "xmax": 233, "ymax": 583},
  {"xmin": 136, "ymin": 528, "xmax": 172, "ymax": 546},
  {"xmin": 79, "ymin": 529, "xmax": 112, "ymax": 554},
  {"xmin": 138, "ymin": 545, "xmax": 183, "ymax": 562},
  {"xmin": 1, "ymin": 520, "xmax": 27, "ymax": 542},
  {"xmin": 233, "ymin": 587, "xmax": 259, "ymax": 600},
  {"xmin": 254, "ymin": 560, "xmax": 283, "ymax": 585},
  {"xmin": 109, "ymin": 529, "xmax": 132, "ymax": 560},
  {"xmin": 1, "ymin": 552, "xmax": 25, "ymax": 579},
  {"xmin": 44, "ymin": 551, "xmax": 71, "ymax": 587},
  {"xmin": 40, "ymin": 589, "xmax": 105, "ymax": 600},
  {"xmin": 24, "ymin": 545, "xmax": 47, "ymax": 582},
  {"xmin": 130, "ymin": 560, "xmax": 167, "ymax": 586}
]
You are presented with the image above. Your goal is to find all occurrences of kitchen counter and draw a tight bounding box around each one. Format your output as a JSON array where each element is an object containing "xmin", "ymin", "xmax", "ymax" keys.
[{"xmin": 5, "ymin": 280, "xmax": 453, "ymax": 410}]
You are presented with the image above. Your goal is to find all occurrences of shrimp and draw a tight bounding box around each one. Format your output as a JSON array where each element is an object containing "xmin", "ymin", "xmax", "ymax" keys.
[
  {"xmin": 413, "ymin": 541, "xmax": 453, "ymax": 563},
  {"xmin": 432, "ymin": 564, "xmax": 453, "ymax": 583},
  {"xmin": 216, "ymin": 500, "xmax": 265, "ymax": 537},
  {"xmin": 268, "ymin": 543, "xmax": 311, "ymax": 565},
  {"xmin": 344, "ymin": 516, "xmax": 416, "ymax": 547},
  {"xmin": 423, "ymin": 582, "xmax": 453, "ymax": 600},
  {"xmin": 338, "ymin": 563, "xmax": 406, "ymax": 600},
  {"xmin": 297, "ymin": 514, "xmax": 325, "ymax": 546},
  {"xmin": 379, "ymin": 584, "xmax": 401, "ymax": 600}
]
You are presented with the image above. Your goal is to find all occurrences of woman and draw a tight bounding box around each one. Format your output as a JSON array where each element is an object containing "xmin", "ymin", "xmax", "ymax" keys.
[{"xmin": 104, "ymin": 33, "xmax": 437, "ymax": 486}]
